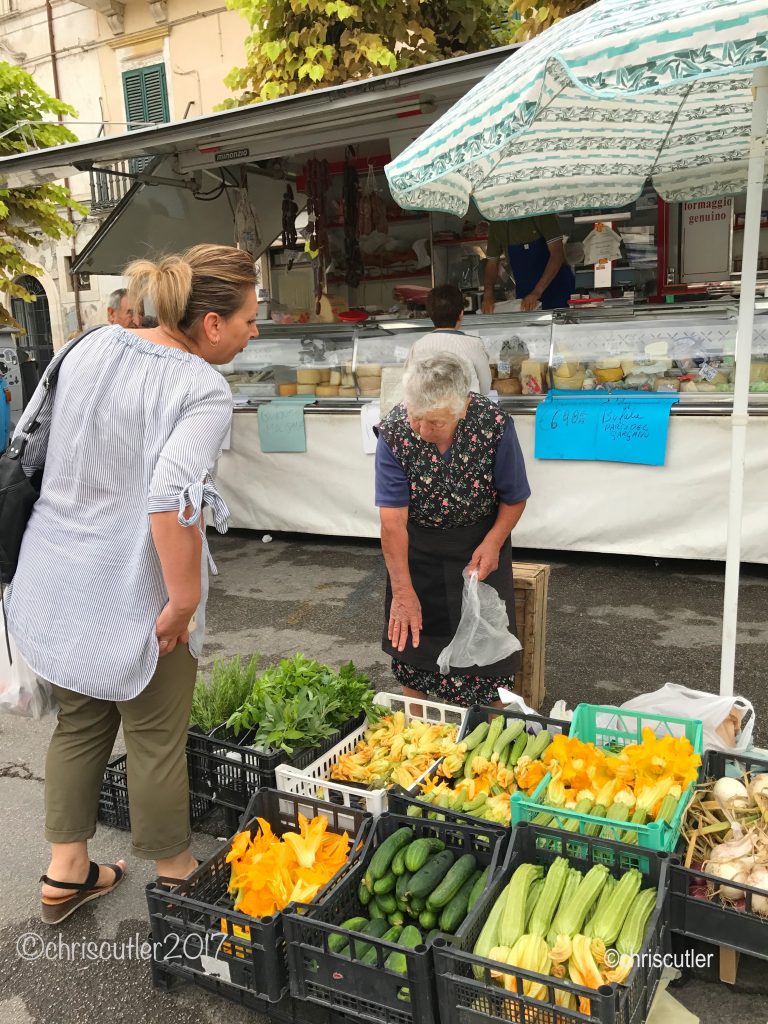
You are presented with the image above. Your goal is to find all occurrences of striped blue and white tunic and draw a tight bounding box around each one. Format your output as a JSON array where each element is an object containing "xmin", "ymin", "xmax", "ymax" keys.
[{"xmin": 6, "ymin": 325, "xmax": 233, "ymax": 701}]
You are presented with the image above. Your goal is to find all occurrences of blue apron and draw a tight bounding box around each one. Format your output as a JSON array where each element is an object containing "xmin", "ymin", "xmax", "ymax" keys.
[{"xmin": 507, "ymin": 233, "xmax": 575, "ymax": 310}]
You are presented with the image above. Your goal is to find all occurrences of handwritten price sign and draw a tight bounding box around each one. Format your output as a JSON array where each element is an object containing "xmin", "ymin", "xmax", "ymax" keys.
[{"xmin": 535, "ymin": 391, "xmax": 679, "ymax": 465}]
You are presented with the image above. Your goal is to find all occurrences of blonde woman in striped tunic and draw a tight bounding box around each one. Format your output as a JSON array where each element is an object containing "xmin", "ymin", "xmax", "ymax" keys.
[{"xmin": 6, "ymin": 245, "xmax": 258, "ymax": 924}]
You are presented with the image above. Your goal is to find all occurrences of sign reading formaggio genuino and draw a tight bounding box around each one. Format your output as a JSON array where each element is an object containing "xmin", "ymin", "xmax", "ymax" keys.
[{"xmin": 214, "ymin": 148, "xmax": 250, "ymax": 163}]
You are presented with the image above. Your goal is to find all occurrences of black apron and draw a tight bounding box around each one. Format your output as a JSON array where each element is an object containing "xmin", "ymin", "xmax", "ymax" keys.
[{"xmin": 382, "ymin": 512, "xmax": 520, "ymax": 678}]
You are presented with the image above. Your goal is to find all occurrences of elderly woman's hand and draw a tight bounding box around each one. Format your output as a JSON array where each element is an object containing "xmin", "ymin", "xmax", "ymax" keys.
[
  {"xmin": 466, "ymin": 537, "xmax": 501, "ymax": 581},
  {"xmin": 389, "ymin": 587, "xmax": 422, "ymax": 651}
]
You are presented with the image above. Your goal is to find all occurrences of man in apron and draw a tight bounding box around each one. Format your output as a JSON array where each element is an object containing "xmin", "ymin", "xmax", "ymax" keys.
[{"xmin": 482, "ymin": 215, "xmax": 574, "ymax": 313}]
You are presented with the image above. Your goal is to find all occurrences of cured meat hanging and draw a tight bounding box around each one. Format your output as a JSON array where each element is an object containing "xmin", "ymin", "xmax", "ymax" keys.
[{"xmin": 304, "ymin": 158, "xmax": 331, "ymax": 313}]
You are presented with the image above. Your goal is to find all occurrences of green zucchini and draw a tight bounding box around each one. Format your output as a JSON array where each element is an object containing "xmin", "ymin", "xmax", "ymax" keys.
[
  {"xmin": 461, "ymin": 721, "xmax": 489, "ymax": 752},
  {"xmin": 472, "ymin": 880, "xmax": 512, "ymax": 977},
  {"xmin": 328, "ymin": 916, "xmax": 368, "ymax": 954},
  {"xmin": 439, "ymin": 871, "xmax": 479, "ymax": 934},
  {"xmin": 391, "ymin": 844, "xmax": 409, "ymax": 876},
  {"xmin": 373, "ymin": 873, "xmax": 396, "ymax": 895},
  {"xmin": 418, "ymin": 909, "xmax": 438, "ymax": 929},
  {"xmin": 406, "ymin": 850, "xmax": 455, "ymax": 901},
  {"xmin": 385, "ymin": 924, "xmax": 422, "ymax": 974},
  {"xmin": 404, "ymin": 837, "xmax": 445, "ymax": 873},
  {"xmin": 376, "ymin": 891, "xmax": 399, "ymax": 915},
  {"xmin": 506, "ymin": 730, "xmax": 529, "ymax": 768},
  {"xmin": 467, "ymin": 867, "xmax": 489, "ymax": 913},
  {"xmin": 492, "ymin": 720, "xmax": 525, "ymax": 760},
  {"xmin": 426, "ymin": 853, "xmax": 478, "ymax": 910},
  {"xmin": 368, "ymin": 827, "xmax": 413, "ymax": 882},
  {"xmin": 360, "ymin": 924, "xmax": 401, "ymax": 965}
]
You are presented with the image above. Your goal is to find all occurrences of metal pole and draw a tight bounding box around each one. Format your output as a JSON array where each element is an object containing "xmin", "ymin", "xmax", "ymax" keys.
[{"xmin": 719, "ymin": 67, "xmax": 768, "ymax": 696}]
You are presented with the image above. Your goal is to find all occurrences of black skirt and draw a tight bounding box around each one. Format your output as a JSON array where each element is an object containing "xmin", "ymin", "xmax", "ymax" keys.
[{"xmin": 382, "ymin": 512, "xmax": 521, "ymax": 678}]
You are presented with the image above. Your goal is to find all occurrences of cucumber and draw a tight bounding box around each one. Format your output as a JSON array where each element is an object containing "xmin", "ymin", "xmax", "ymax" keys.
[
  {"xmin": 351, "ymin": 918, "xmax": 390, "ymax": 961},
  {"xmin": 376, "ymin": 892, "xmax": 399, "ymax": 916},
  {"xmin": 358, "ymin": 879, "xmax": 372, "ymax": 907},
  {"xmin": 368, "ymin": 827, "xmax": 413, "ymax": 882},
  {"xmin": 404, "ymin": 837, "xmax": 445, "ymax": 873},
  {"xmin": 406, "ymin": 850, "xmax": 455, "ymax": 901},
  {"xmin": 419, "ymin": 909, "xmax": 438, "ymax": 929},
  {"xmin": 388, "ymin": 910, "xmax": 405, "ymax": 927},
  {"xmin": 373, "ymin": 873, "xmax": 396, "ymax": 895},
  {"xmin": 439, "ymin": 871, "xmax": 479, "ymax": 934},
  {"xmin": 396, "ymin": 871, "xmax": 412, "ymax": 908},
  {"xmin": 426, "ymin": 853, "xmax": 478, "ymax": 910},
  {"xmin": 391, "ymin": 845, "xmax": 409, "ymax": 877},
  {"xmin": 328, "ymin": 916, "xmax": 368, "ymax": 954},
  {"xmin": 409, "ymin": 895, "xmax": 426, "ymax": 915},
  {"xmin": 385, "ymin": 924, "xmax": 422, "ymax": 974},
  {"xmin": 360, "ymin": 924, "xmax": 402, "ymax": 965},
  {"xmin": 467, "ymin": 867, "xmax": 489, "ymax": 913},
  {"xmin": 425, "ymin": 928, "xmax": 442, "ymax": 944},
  {"xmin": 368, "ymin": 900, "xmax": 387, "ymax": 920}
]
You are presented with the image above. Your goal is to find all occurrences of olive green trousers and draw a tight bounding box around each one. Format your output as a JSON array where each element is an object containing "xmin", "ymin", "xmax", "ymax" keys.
[{"xmin": 45, "ymin": 643, "xmax": 197, "ymax": 860}]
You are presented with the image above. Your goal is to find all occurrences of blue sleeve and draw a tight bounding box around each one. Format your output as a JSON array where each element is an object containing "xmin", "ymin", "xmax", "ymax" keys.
[
  {"xmin": 493, "ymin": 419, "xmax": 531, "ymax": 504},
  {"xmin": 375, "ymin": 436, "xmax": 410, "ymax": 507}
]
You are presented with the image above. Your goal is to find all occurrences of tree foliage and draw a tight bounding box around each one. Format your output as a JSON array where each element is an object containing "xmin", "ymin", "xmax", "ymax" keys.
[
  {"xmin": 222, "ymin": 0, "xmax": 508, "ymax": 106},
  {"xmin": 0, "ymin": 62, "xmax": 85, "ymax": 325},
  {"xmin": 508, "ymin": 0, "xmax": 597, "ymax": 41}
]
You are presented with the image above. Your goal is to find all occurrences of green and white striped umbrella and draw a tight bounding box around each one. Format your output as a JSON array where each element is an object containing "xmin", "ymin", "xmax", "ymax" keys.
[{"xmin": 385, "ymin": 0, "xmax": 768, "ymax": 220}]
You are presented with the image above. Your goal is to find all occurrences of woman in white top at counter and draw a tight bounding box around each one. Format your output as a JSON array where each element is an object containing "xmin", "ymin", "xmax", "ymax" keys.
[{"xmin": 404, "ymin": 285, "xmax": 492, "ymax": 395}]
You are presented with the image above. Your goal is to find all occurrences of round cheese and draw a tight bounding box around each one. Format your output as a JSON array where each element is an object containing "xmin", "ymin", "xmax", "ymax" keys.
[
  {"xmin": 493, "ymin": 377, "xmax": 522, "ymax": 395},
  {"xmin": 297, "ymin": 368, "xmax": 324, "ymax": 384},
  {"xmin": 316, "ymin": 385, "xmax": 340, "ymax": 397},
  {"xmin": 296, "ymin": 384, "xmax": 316, "ymax": 395},
  {"xmin": 357, "ymin": 363, "xmax": 382, "ymax": 375},
  {"xmin": 595, "ymin": 366, "xmax": 624, "ymax": 383},
  {"xmin": 278, "ymin": 383, "xmax": 298, "ymax": 396},
  {"xmin": 329, "ymin": 370, "xmax": 342, "ymax": 385},
  {"xmin": 338, "ymin": 386, "xmax": 357, "ymax": 397}
]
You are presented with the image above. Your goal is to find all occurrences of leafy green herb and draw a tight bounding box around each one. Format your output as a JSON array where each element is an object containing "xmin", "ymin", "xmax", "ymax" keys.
[
  {"xmin": 189, "ymin": 654, "xmax": 261, "ymax": 733},
  {"xmin": 226, "ymin": 653, "xmax": 383, "ymax": 754}
]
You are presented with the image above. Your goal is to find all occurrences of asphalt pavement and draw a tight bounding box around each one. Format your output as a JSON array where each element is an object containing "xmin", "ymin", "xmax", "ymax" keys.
[{"xmin": 1, "ymin": 531, "xmax": 766, "ymax": 1024}]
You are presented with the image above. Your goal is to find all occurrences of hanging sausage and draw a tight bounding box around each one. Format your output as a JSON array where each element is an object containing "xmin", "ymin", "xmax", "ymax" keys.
[
  {"xmin": 281, "ymin": 184, "xmax": 298, "ymax": 248},
  {"xmin": 343, "ymin": 156, "xmax": 363, "ymax": 288},
  {"xmin": 304, "ymin": 158, "xmax": 331, "ymax": 313}
]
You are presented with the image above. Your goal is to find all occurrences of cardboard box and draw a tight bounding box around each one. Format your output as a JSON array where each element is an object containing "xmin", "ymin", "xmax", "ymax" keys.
[{"xmin": 512, "ymin": 562, "xmax": 550, "ymax": 711}]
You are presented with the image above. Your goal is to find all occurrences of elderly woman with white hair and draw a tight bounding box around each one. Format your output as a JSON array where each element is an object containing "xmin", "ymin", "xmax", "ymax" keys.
[{"xmin": 375, "ymin": 352, "xmax": 530, "ymax": 707}]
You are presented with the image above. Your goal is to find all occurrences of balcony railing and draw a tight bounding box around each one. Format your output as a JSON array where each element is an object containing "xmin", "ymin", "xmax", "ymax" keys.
[{"xmin": 89, "ymin": 157, "xmax": 151, "ymax": 211}]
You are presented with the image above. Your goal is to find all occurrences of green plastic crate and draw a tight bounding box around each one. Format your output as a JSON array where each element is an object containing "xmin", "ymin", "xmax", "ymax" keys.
[{"xmin": 511, "ymin": 703, "xmax": 704, "ymax": 852}]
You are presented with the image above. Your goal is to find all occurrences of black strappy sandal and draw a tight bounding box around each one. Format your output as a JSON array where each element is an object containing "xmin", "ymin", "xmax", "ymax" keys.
[{"xmin": 40, "ymin": 860, "xmax": 126, "ymax": 925}]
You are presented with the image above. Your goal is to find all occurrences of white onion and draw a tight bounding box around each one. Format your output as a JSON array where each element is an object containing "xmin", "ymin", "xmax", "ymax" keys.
[
  {"xmin": 713, "ymin": 777, "xmax": 752, "ymax": 812},
  {"xmin": 749, "ymin": 774, "xmax": 768, "ymax": 803},
  {"xmin": 747, "ymin": 866, "xmax": 768, "ymax": 917},
  {"xmin": 703, "ymin": 860, "xmax": 750, "ymax": 900},
  {"xmin": 706, "ymin": 834, "xmax": 754, "ymax": 863}
]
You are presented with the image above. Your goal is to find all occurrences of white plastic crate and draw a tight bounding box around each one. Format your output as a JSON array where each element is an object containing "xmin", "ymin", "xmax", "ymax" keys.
[{"xmin": 274, "ymin": 691, "xmax": 467, "ymax": 816}]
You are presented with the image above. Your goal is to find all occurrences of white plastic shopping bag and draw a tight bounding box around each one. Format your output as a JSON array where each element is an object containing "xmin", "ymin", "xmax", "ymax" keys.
[
  {"xmin": 620, "ymin": 682, "xmax": 754, "ymax": 754},
  {"xmin": 437, "ymin": 571, "xmax": 521, "ymax": 675},
  {"xmin": 0, "ymin": 608, "xmax": 57, "ymax": 719}
]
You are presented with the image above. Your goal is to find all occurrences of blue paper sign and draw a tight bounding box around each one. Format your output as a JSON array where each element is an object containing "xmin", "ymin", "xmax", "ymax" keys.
[
  {"xmin": 257, "ymin": 396, "xmax": 315, "ymax": 453},
  {"xmin": 535, "ymin": 391, "xmax": 679, "ymax": 466}
]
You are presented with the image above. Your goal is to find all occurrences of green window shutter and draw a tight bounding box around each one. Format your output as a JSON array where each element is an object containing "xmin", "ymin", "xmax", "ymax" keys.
[{"xmin": 122, "ymin": 64, "xmax": 169, "ymax": 130}]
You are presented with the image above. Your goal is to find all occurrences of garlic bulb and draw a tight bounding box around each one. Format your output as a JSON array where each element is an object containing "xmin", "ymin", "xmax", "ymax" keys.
[
  {"xmin": 704, "ymin": 860, "xmax": 749, "ymax": 900},
  {"xmin": 713, "ymin": 777, "xmax": 752, "ymax": 812},
  {"xmin": 747, "ymin": 866, "xmax": 768, "ymax": 917}
]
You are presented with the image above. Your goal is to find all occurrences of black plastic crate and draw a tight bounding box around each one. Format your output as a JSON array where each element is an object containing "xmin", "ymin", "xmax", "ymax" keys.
[
  {"xmin": 669, "ymin": 747, "xmax": 768, "ymax": 961},
  {"xmin": 97, "ymin": 752, "xmax": 213, "ymax": 831},
  {"xmin": 283, "ymin": 811, "xmax": 508, "ymax": 1024},
  {"xmin": 187, "ymin": 714, "xmax": 365, "ymax": 817},
  {"xmin": 389, "ymin": 703, "xmax": 571, "ymax": 829},
  {"xmin": 146, "ymin": 788, "xmax": 372, "ymax": 1006},
  {"xmin": 433, "ymin": 821, "xmax": 670, "ymax": 1024}
]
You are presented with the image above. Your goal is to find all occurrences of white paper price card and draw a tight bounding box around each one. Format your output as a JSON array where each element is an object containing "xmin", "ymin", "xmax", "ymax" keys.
[
  {"xmin": 497, "ymin": 360, "xmax": 511, "ymax": 375},
  {"xmin": 698, "ymin": 362, "xmax": 718, "ymax": 381}
]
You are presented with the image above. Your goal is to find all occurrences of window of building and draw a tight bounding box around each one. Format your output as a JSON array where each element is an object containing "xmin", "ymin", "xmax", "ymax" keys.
[
  {"xmin": 11, "ymin": 276, "xmax": 54, "ymax": 371},
  {"xmin": 0, "ymin": 0, "xmax": 16, "ymax": 18},
  {"xmin": 123, "ymin": 64, "xmax": 170, "ymax": 174}
]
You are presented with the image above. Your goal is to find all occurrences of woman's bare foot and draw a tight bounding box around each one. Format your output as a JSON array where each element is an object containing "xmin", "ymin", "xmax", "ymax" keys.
[{"xmin": 157, "ymin": 850, "xmax": 198, "ymax": 881}]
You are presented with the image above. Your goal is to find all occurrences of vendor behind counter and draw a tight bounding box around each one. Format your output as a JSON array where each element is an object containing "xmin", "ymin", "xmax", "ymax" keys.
[
  {"xmin": 482, "ymin": 215, "xmax": 575, "ymax": 312},
  {"xmin": 404, "ymin": 285, "xmax": 492, "ymax": 394}
]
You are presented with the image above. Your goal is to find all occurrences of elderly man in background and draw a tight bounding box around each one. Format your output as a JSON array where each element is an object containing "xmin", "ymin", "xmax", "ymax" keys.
[{"xmin": 106, "ymin": 288, "xmax": 139, "ymax": 328}]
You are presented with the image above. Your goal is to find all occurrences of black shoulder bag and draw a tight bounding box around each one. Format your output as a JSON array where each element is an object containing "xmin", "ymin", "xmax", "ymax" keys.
[{"xmin": 0, "ymin": 326, "xmax": 100, "ymax": 586}]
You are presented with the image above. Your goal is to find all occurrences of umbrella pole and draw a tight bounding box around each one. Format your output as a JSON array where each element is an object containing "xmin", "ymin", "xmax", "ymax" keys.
[{"xmin": 719, "ymin": 67, "xmax": 768, "ymax": 697}]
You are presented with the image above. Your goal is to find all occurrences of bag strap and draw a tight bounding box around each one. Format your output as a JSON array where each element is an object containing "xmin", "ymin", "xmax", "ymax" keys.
[{"xmin": 6, "ymin": 325, "xmax": 102, "ymax": 463}]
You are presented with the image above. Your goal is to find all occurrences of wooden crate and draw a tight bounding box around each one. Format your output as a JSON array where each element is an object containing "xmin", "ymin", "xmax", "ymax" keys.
[{"xmin": 512, "ymin": 561, "xmax": 550, "ymax": 710}]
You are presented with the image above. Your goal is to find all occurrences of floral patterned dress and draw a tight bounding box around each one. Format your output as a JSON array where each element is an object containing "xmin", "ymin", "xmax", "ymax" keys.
[{"xmin": 377, "ymin": 394, "xmax": 524, "ymax": 707}]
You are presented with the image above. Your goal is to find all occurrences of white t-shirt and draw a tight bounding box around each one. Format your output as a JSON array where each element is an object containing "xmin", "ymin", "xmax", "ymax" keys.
[{"xmin": 404, "ymin": 330, "xmax": 493, "ymax": 394}]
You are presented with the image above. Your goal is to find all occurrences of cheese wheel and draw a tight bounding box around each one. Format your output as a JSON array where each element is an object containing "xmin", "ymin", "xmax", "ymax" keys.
[
  {"xmin": 338, "ymin": 386, "xmax": 357, "ymax": 397},
  {"xmin": 329, "ymin": 370, "xmax": 342, "ymax": 385},
  {"xmin": 360, "ymin": 388, "xmax": 381, "ymax": 397},
  {"xmin": 555, "ymin": 361, "xmax": 579, "ymax": 378},
  {"xmin": 357, "ymin": 363, "xmax": 382, "ymax": 375},
  {"xmin": 493, "ymin": 377, "xmax": 522, "ymax": 395},
  {"xmin": 316, "ymin": 385, "xmax": 340, "ymax": 396},
  {"xmin": 595, "ymin": 366, "xmax": 624, "ymax": 383},
  {"xmin": 595, "ymin": 358, "xmax": 621, "ymax": 370},
  {"xmin": 318, "ymin": 369, "xmax": 331, "ymax": 384},
  {"xmin": 297, "ymin": 368, "xmax": 323, "ymax": 384},
  {"xmin": 553, "ymin": 371, "xmax": 585, "ymax": 390},
  {"xmin": 296, "ymin": 384, "xmax": 316, "ymax": 394},
  {"xmin": 278, "ymin": 383, "xmax": 298, "ymax": 396},
  {"xmin": 342, "ymin": 374, "xmax": 355, "ymax": 387}
]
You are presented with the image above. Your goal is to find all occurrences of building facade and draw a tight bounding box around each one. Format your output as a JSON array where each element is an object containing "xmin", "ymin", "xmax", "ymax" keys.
[{"xmin": 0, "ymin": 0, "xmax": 248, "ymax": 356}]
